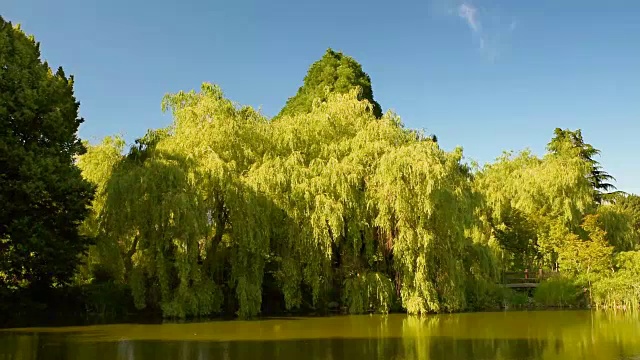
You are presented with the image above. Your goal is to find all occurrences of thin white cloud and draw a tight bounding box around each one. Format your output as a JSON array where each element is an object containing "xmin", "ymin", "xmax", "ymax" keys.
[
  {"xmin": 458, "ymin": 3, "xmax": 480, "ymax": 33},
  {"xmin": 448, "ymin": 1, "xmax": 517, "ymax": 61}
]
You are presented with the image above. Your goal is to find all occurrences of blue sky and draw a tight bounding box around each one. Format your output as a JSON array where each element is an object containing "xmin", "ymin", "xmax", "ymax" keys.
[{"xmin": 5, "ymin": 0, "xmax": 639, "ymax": 194}]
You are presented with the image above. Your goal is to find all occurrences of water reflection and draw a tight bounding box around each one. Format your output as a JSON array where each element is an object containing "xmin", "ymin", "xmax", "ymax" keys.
[{"xmin": 1, "ymin": 311, "xmax": 639, "ymax": 360}]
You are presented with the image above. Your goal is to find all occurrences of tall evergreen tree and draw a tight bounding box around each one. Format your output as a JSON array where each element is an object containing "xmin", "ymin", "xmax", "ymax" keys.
[
  {"xmin": 0, "ymin": 17, "xmax": 95, "ymax": 293},
  {"xmin": 547, "ymin": 128, "xmax": 618, "ymax": 204},
  {"xmin": 276, "ymin": 48, "xmax": 383, "ymax": 119}
]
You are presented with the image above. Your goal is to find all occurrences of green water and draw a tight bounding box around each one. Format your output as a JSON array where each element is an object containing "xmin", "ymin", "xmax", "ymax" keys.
[{"xmin": 1, "ymin": 310, "xmax": 639, "ymax": 359}]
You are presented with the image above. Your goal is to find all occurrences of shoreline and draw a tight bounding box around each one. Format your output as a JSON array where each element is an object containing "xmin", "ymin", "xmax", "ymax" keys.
[{"xmin": 0, "ymin": 303, "xmax": 595, "ymax": 330}]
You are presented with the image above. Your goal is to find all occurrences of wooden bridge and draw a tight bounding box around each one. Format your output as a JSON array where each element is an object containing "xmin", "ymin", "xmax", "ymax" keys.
[{"xmin": 501, "ymin": 269, "xmax": 555, "ymax": 289}]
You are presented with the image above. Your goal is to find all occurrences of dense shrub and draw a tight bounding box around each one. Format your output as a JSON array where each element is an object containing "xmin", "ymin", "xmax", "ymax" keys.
[
  {"xmin": 591, "ymin": 251, "xmax": 640, "ymax": 310},
  {"xmin": 343, "ymin": 272, "xmax": 395, "ymax": 314},
  {"xmin": 534, "ymin": 276, "xmax": 584, "ymax": 307}
]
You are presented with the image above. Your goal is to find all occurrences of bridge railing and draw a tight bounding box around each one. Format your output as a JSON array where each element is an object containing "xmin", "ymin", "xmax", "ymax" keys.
[{"xmin": 502, "ymin": 269, "xmax": 556, "ymax": 284}]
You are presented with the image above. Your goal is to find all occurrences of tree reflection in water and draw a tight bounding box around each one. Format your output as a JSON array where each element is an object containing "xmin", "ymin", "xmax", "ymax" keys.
[{"xmin": 1, "ymin": 311, "xmax": 639, "ymax": 360}]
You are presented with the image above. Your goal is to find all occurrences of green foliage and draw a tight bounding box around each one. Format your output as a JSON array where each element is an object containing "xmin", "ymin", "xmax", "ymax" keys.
[
  {"xmin": 557, "ymin": 214, "xmax": 614, "ymax": 282},
  {"xmin": 616, "ymin": 194, "xmax": 640, "ymax": 227},
  {"xmin": 547, "ymin": 128, "xmax": 618, "ymax": 203},
  {"xmin": 76, "ymin": 82, "xmax": 505, "ymax": 318},
  {"xmin": 614, "ymin": 193, "xmax": 640, "ymax": 248},
  {"xmin": 276, "ymin": 48, "xmax": 383, "ymax": 119},
  {"xmin": 161, "ymin": 278, "xmax": 223, "ymax": 318},
  {"xmin": 534, "ymin": 276, "xmax": 583, "ymax": 307},
  {"xmin": 371, "ymin": 144, "xmax": 479, "ymax": 314},
  {"xmin": 1, "ymin": 18, "xmax": 635, "ymax": 321},
  {"xmin": 492, "ymin": 209, "xmax": 538, "ymax": 271},
  {"xmin": 0, "ymin": 16, "xmax": 95, "ymax": 292},
  {"xmin": 75, "ymin": 78, "xmax": 638, "ymax": 318},
  {"xmin": 463, "ymin": 240, "xmax": 503, "ymax": 310},
  {"xmin": 591, "ymin": 251, "xmax": 640, "ymax": 310},
  {"xmin": 343, "ymin": 272, "xmax": 394, "ymax": 314},
  {"xmin": 63, "ymin": 51, "xmax": 635, "ymax": 319},
  {"xmin": 77, "ymin": 84, "xmax": 272, "ymax": 319},
  {"xmin": 464, "ymin": 280, "xmax": 507, "ymax": 310},
  {"xmin": 475, "ymin": 147, "xmax": 593, "ymax": 269},
  {"xmin": 596, "ymin": 203, "xmax": 637, "ymax": 251},
  {"xmin": 503, "ymin": 289, "xmax": 530, "ymax": 308},
  {"xmin": 80, "ymin": 281, "xmax": 133, "ymax": 317}
]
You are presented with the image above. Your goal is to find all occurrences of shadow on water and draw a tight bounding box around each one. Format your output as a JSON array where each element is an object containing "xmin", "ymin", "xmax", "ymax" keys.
[
  {"xmin": 0, "ymin": 312, "xmax": 307, "ymax": 331},
  {"xmin": 1, "ymin": 311, "xmax": 639, "ymax": 360},
  {"xmin": 0, "ymin": 335, "xmax": 552, "ymax": 360}
]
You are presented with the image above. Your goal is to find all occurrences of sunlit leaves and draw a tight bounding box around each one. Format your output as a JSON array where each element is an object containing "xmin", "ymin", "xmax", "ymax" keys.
[
  {"xmin": 547, "ymin": 127, "xmax": 618, "ymax": 203},
  {"xmin": 78, "ymin": 79, "xmax": 637, "ymax": 318},
  {"xmin": 370, "ymin": 143, "xmax": 477, "ymax": 314},
  {"xmin": 557, "ymin": 214, "xmax": 613, "ymax": 280},
  {"xmin": 591, "ymin": 250, "xmax": 640, "ymax": 309},
  {"xmin": 276, "ymin": 49, "xmax": 383, "ymax": 119},
  {"xmin": 475, "ymin": 149, "xmax": 594, "ymax": 267},
  {"xmin": 79, "ymin": 82, "xmax": 501, "ymax": 317}
]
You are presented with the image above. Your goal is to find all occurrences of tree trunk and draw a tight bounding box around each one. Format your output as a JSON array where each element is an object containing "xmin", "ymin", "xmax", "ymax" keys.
[
  {"xmin": 204, "ymin": 197, "xmax": 228, "ymax": 275},
  {"xmin": 123, "ymin": 235, "xmax": 139, "ymax": 282}
]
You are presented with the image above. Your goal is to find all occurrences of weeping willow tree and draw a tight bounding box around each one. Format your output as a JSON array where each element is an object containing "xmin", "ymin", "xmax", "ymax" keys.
[
  {"xmin": 79, "ymin": 129, "xmax": 219, "ymax": 317},
  {"xmin": 77, "ymin": 82, "xmax": 507, "ymax": 317},
  {"xmin": 77, "ymin": 77, "xmax": 635, "ymax": 317},
  {"xmin": 250, "ymin": 90, "xmax": 415, "ymax": 312},
  {"xmin": 475, "ymin": 127, "xmax": 638, "ymax": 303},
  {"xmin": 78, "ymin": 84, "xmax": 272, "ymax": 318},
  {"xmin": 76, "ymin": 136, "xmax": 127, "ymax": 282},
  {"xmin": 256, "ymin": 88, "xmax": 498, "ymax": 314},
  {"xmin": 370, "ymin": 144, "xmax": 484, "ymax": 314},
  {"xmin": 159, "ymin": 83, "xmax": 272, "ymax": 318},
  {"xmin": 475, "ymin": 147, "xmax": 594, "ymax": 271}
]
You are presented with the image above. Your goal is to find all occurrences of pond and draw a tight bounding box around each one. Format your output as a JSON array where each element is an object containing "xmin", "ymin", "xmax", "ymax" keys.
[{"xmin": 1, "ymin": 310, "xmax": 639, "ymax": 359}]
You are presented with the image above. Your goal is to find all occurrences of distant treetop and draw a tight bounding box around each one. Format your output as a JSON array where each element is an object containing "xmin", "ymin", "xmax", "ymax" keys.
[
  {"xmin": 547, "ymin": 127, "xmax": 619, "ymax": 204},
  {"xmin": 276, "ymin": 48, "xmax": 383, "ymax": 119}
]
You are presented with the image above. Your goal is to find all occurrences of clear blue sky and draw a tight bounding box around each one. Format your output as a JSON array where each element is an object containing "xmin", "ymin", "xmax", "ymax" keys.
[{"xmin": 5, "ymin": 0, "xmax": 639, "ymax": 194}]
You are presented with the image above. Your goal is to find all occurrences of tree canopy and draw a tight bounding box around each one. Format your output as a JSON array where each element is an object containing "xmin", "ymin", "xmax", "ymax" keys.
[
  {"xmin": 276, "ymin": 49, "xmax": 383, "ymax": 119},
  {"xmin": 0, "ymin": 16, "xmax": 94, "ymax": 293},
  {"xmin": 2, "ymin": 25, "xmax": 636, "ymax": 319},
  {"xmin": 76, "ymin": 84, "xmax": 503, "ymax": 318},
  {"xmin": 74, "ymin": 73, "xmax": 639, "ymax": 318},
  {"xmin": 69, "ymin": 48, "xmax": 637, "ymax": 317},
  {"xmin": 615, "ymin": 194, "xmax": 640, "ymax": 232},
  {"xmin": 547, "ymin": 128, "xmax": 619, "ymax": 203}
]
